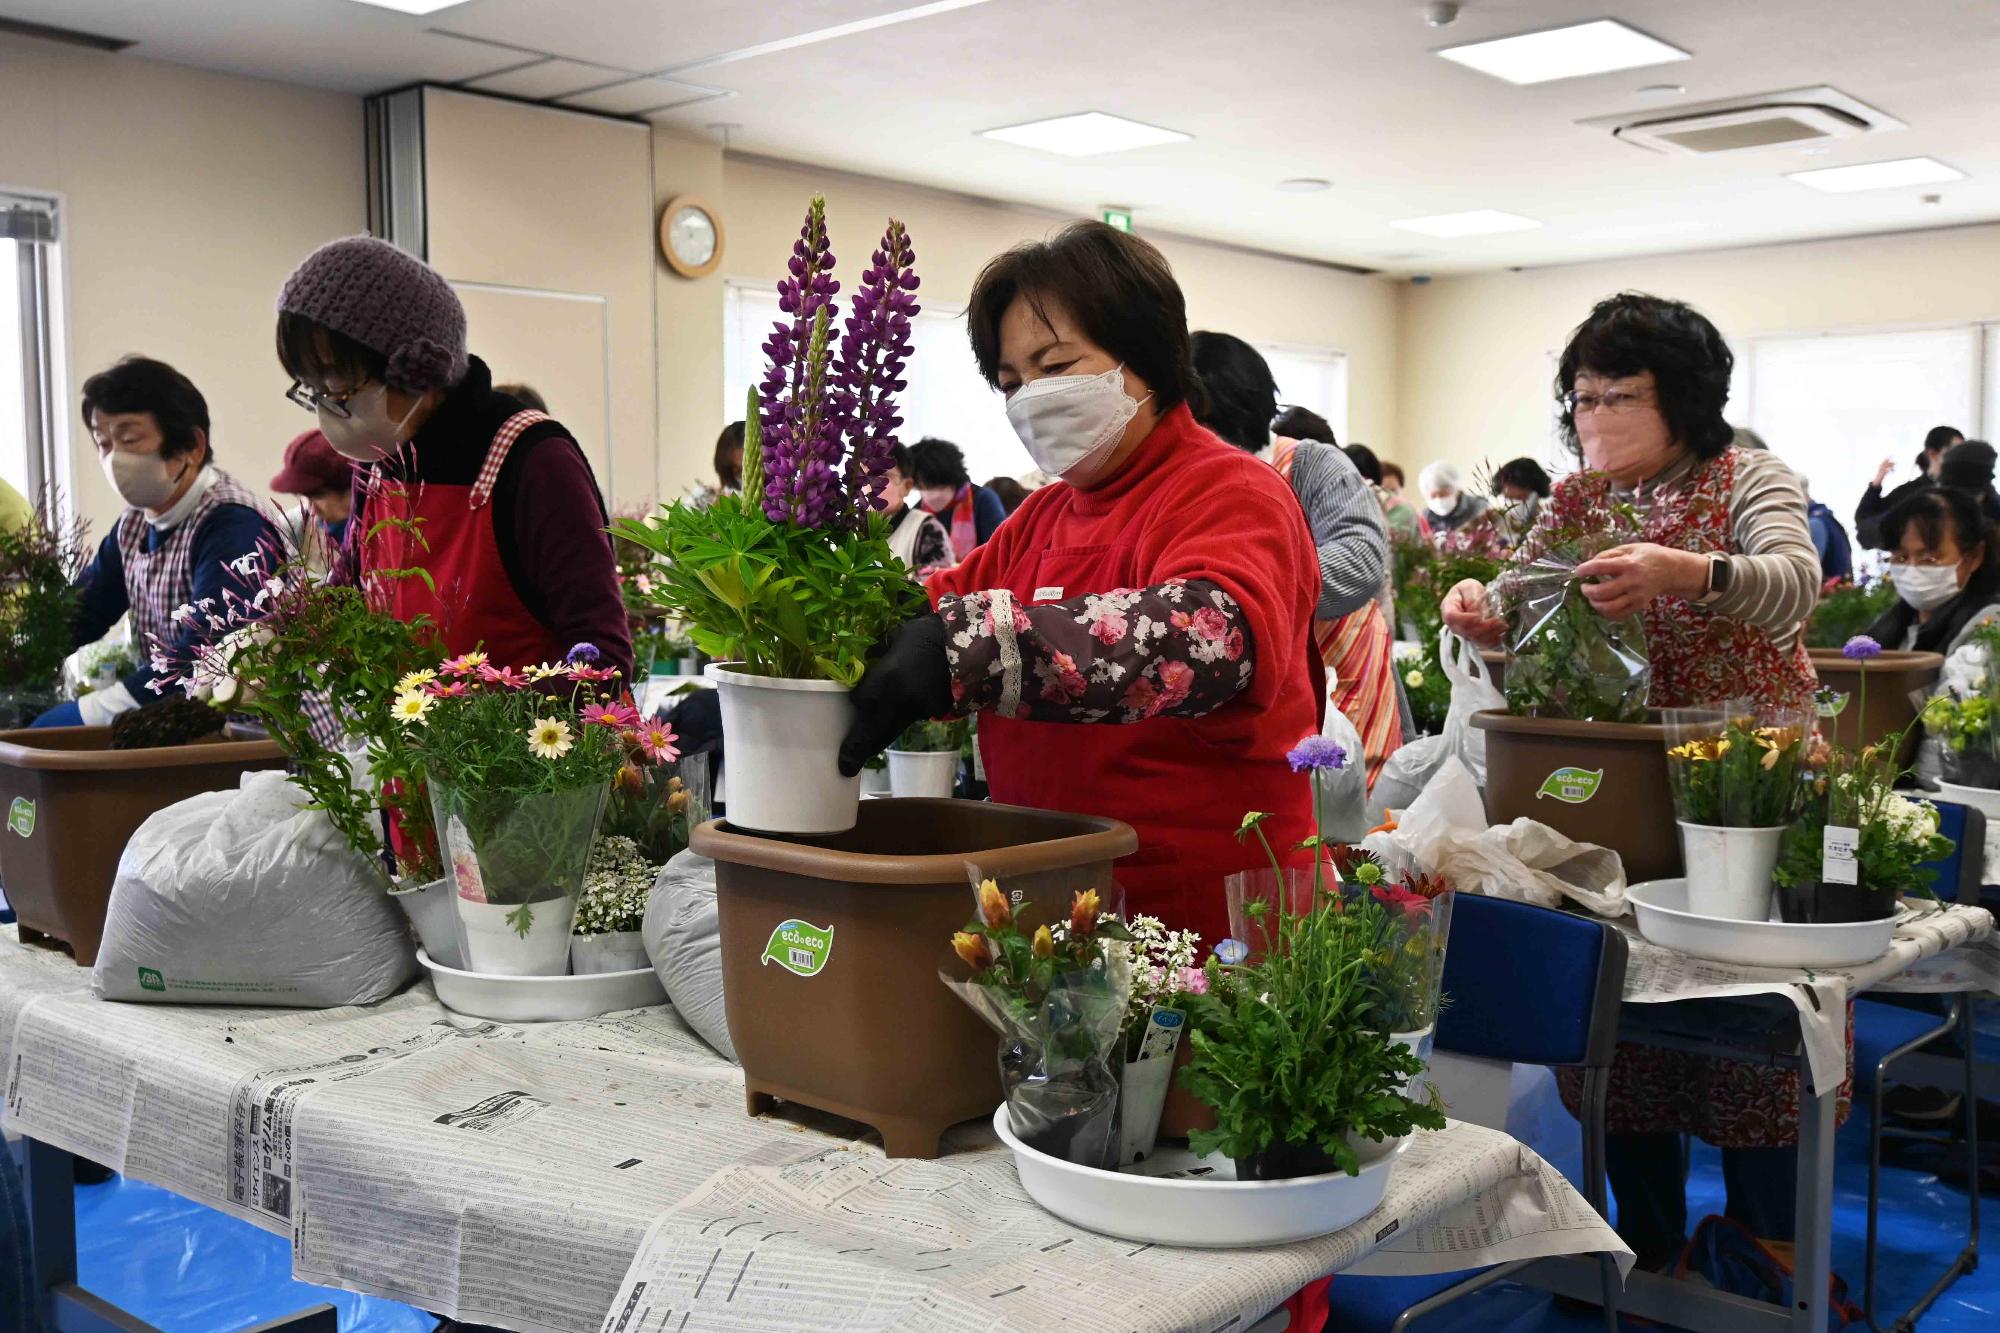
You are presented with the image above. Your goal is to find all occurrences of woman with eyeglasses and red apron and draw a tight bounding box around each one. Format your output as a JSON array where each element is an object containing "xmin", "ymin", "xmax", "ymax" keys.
[{"xmin": 273, "ymin": 237, "xmax": 629, "ymax": 694}]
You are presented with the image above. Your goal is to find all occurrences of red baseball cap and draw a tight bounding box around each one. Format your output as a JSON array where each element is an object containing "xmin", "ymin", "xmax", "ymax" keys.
[{"xmin": 270, "ymin": 429, "xmax": 353, "ymax": 496}]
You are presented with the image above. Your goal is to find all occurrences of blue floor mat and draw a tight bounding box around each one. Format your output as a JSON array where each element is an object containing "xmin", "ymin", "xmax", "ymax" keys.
[{"xmin": 73, "ymin": 1173, "xmax": 433, "ymax": 1333}]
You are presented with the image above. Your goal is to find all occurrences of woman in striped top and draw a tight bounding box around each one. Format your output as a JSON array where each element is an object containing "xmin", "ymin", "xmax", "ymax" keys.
[{"xmin": 1444, "ymin": 292, "xmax": 1823, "ymax": 1273}]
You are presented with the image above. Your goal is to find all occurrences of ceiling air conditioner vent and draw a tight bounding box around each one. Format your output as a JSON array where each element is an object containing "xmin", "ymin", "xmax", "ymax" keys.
[{"xmin": 1581, "ymin": 86, "xmax": 1903, "ymax": 157}]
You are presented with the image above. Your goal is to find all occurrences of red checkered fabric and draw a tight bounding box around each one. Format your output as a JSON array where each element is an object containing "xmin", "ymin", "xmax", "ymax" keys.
[
  {"xmin": 469, "ymin": 410, "xmax": 550, "ymax": 510},
  {"xmin": 113, "ymin": 469, "xmax": 271, "ymax": 654}
]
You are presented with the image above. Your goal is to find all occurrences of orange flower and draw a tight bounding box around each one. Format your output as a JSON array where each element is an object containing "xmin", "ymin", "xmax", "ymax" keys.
[
  {"xmin": 1069, "ymin": 887, "xmax": 1101, "ymax": 936},
  {"xmin": 977, "ymin": 879, "xmax": 1012, "ymax": 930},
  {"xmin": 951, "ymin": 931, "xmax": 991, "ymax": 970},
  {"xmin": 1032, "ymin": 925, "xmax": 1055, "ymax": 959},
  {"xmin": 612, "ymin": 764, "xmax": 644, "ymax": 797}
]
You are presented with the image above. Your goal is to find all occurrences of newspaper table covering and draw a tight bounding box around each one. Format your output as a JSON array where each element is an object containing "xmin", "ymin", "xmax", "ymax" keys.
[
  {"xmin": 1617, "ymin": 902, "xmax": 1994, "ymax": 1091},
  {"xmin": 0, "ymin": 928, "xmax": 1626, "ymax": 1332}
]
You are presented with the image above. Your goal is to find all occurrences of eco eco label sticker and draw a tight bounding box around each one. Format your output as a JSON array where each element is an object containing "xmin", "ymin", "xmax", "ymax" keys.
[
  {"xmin": 1535, "ymin": 766, "xmax": 1604, "ymax": 803},
  {"xmin": 762, "ymin": 920, "xmax": 834, "ymax": 977},
  {"xmin": 6, "ymin": 797, "xmax": 33, "ymax": 838}
]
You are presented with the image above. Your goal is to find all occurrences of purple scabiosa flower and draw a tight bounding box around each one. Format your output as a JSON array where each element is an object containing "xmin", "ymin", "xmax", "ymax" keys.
[
  {"xmin": 834, "ymin": 218, "xmax": 920, "ymax": 527},
  {"xmin": 1842, "ymin": 635, "xmax": 1882, "ymax": 661},
  {"xmin": 566, "ymin": 642, "xmax": 602, "ymax": 665},
  {"xmin": 1286, "ymin": 735, "xmax": 1349, "ymax": 773}
]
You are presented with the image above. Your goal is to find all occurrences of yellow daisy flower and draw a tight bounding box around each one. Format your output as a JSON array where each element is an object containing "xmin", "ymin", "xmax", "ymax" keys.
[
  {"xmin": 526, "ymin": 717, "xmax": 574, "ymax": 759},
  {"xmin": 396, "ymin": 669, "xmax": 437, "ymax": 694},
  {"xmin": 391, "ymin": 691, "xmax": 433, "ymax": 725}
]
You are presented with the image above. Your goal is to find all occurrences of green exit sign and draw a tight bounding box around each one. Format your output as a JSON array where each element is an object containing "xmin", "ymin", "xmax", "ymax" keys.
[{"xmin": 1102, "ymin": 208, "xmax": 1133, "ymax": 233}]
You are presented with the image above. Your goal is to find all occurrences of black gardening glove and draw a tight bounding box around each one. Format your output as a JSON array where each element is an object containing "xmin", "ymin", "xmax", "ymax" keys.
[{"xmin": 838, "ymin": 612, "xmax": 954, "ymax": 776}]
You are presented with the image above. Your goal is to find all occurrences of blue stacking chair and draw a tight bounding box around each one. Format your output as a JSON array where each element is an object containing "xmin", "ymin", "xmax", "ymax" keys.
[
  {"xmin": 1324, "ymin": 892, "xmax": 1630, "ymax": 1333},
  {"xmin": 1851, "ymin": 798, "xmax": 1983, "ymax": 1332}
]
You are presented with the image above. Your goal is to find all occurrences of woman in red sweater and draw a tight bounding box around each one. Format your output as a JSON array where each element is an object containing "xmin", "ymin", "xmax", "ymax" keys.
[{"xmin": 838, "ymin": 222, "xmax": 1322, "ymax": 950}]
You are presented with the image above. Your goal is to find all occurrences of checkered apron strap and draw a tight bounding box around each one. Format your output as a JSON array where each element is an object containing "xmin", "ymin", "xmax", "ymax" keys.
[{"xmin": 469, "ymin": 411, "xmax": 552, "ymax": 510}]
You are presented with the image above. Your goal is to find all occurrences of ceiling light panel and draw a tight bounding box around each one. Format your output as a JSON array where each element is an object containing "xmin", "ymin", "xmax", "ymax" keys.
[
  {"xmin": 981, "ymin": 112, "xmax": 1190, "ymax": 157},
  {"xmin": 1390, "ymin": 209, "xmax": 1542, "ymax": 238},
  {"xmin": 345, "ymin": 0, "xmax": 473, "ymax": 14},
  {"xmin": 1438, "ymin": 19, "xmax": 1689, "ymax": 86},
  {"xmin": 1787, "ymin": 156, "xmax": 1964, "ymax": 193}
]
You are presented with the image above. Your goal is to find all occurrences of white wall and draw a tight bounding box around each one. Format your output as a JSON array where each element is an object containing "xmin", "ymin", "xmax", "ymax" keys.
[
  {"xmin": 1397, "ymin": 223, "xmax": 2000, "ymax": 484},
  {"xmin": 0, "ymin": 33, "xmax": 364, "ymax": 533}
]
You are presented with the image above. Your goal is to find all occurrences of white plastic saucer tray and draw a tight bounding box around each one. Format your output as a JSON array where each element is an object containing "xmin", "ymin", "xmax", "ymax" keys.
[
  {"xmin": 1626, "ymin": 879, "xmax": 1898, "ymax": 969},
  {"xmin": 418, "ymin": 949, "xmax": 667, "ymax": 1023},
  {"xmin": 991, "ymin": 1105, "xmax": 1405, "ymax": 1248}
]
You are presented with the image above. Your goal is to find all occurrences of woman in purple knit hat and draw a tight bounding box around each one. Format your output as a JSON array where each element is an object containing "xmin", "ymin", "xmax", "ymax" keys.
[{"xmin": 272, "ymin": 236, "xmax": 630, "ymax": 684}]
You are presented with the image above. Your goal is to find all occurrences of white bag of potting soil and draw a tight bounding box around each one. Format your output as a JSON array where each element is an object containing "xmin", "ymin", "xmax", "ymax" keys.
[
  {"xmin": 643, "ymin": 849, "xmax": 737, "ymax": 1062},
  {"xmin": 93, "ymin": 769, "xmax": 417, "ymax": 1007},
  {"xmin": 1438, "ymin": 628, "xmax": 1505, "ymax": 787},
  {"xmin": 1360, "ymin": 756, "xmax": 1627, "ymax": 917}
]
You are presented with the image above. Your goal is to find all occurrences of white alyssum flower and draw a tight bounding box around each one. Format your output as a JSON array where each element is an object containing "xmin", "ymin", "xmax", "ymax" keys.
[{"xmin": 574, "ymin": 836, "xmax": 659, "ymax": 937}]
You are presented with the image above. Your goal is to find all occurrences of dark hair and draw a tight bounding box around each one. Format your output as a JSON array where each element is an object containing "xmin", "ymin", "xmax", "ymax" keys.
[
  {"xmin": 1938, "ymin": 440, "xmax": 1997, "ymax": 494},
  {"xmin": 1189, "ymin": 331, "xmax": 1277, "ymax": 452},
  {"xmin": 1555, "ymin": 292, "xmax": 1734, "ymax": 460},
  {"xmin": 967, "ymin": 221, "xmax": 1204, "ymax": 416},
  {"xmin": 1883, "ymin": 486, "xmax": 1988, "ymax": 557},
  {"xmin": 1381, "ymin": 460, "xmax": 1405, "ymax": 486},
  {"xmin": 984, "ymin": 475, "xmax": 1030, "ymax": 514},
  {"xmin": 80, "ymin": 356, "xmax": 211, "ymax": 461},
  {"xmin": 1273, "ymin": 405, "xmax": 1337, "ymax": 446},
  {"xmin": 1493, "ymin": 457, "xmax": 1552, "ymax": 498},
  {"xmin": 1343, "ymin": 443, "xmax": 1383, "ymax": 484},
  {"xmin": 909, "ymin": 437, "xmax": 970, "ymax": 490},
  {"xmin": 496, "ymin": 383, "xmax": 547, "ymax": 412},
  {"xmin": 276, "ymin": 310, "xmax": 388, "ymax": 390},
  {"xmin": 714, "ymin": 421, "xmax": 745, "ymax": 490},
  {"xmin": 1925, "ymin": 424, "xmax": 1965, "ymax": 455}
]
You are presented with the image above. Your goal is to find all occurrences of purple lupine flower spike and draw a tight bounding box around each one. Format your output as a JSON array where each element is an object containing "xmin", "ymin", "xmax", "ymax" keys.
[
  {"xmin": 834, "ymin": 219, "xmax": 920, "ymax": 528},
  {"xmin": 760, "ymin": 197, "xmax": 839, "ymax": 524}
]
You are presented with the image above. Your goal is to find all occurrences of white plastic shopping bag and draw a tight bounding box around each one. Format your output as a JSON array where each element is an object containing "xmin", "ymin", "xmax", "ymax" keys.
[{"xmin": 1438, "ymin": 628, "xmax": 1505, "ymax": 788}]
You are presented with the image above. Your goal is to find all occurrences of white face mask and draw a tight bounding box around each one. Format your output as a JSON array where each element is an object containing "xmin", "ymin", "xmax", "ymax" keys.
[
  {"xmin": 1004, "ymin": 365, "xmax": 1148, "ymax": 486},
  {"xmin": 1426, "ymin": 492, "xmax": 1459, "ymax": 517},
  {"xmin": 101, "ymin": 448, "xmax": 191, "ymax": 512},
  {"xmin": 319, "ymin": 384, "xmax": 424, "ymax": 463},
  {"xmin": 1889, "ymin": 562, "xmax": 1962, "ymax": 612}
]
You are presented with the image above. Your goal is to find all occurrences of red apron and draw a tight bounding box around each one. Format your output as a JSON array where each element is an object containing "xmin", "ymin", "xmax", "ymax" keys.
[{"xmin": 362, "ymin": 410, "xmax": 567, "ymax": 670}]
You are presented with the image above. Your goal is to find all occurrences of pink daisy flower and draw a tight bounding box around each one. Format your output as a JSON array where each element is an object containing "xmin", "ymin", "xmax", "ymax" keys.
[
  {"xmin": 583, "ymin": 701, "xmax": 641, "ymax": 730},
  {"xmin": 476, "ymin": 663, "xmax": 528, "ymax": 690},
  {"xmin": 636, "ymin": 720, "xmax": 680, "ymax": 764},
  {"xmin": 568, "ymin": 663, "xmax": 620, "ymax": 683},
  {"xmin": 425, "ymin": 680, "xmax": 471, "ymax": 698}
]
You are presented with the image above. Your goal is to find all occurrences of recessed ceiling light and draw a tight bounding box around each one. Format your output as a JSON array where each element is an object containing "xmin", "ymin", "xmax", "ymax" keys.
[
  {"xmin": 1275, "ymin": 178, "xmax": 1332, "ymax": 194},
  {"xmin": 980, "ymin": 112, "xmax": 1190, "ymax": 157},
  {"xmin": 1787, "ymin": 156, "xmax": 1964, "ymax": 193},
  {"xmin": 1635, "ymin": 83, "xmax": 1686, "ymax": 98},
  {"xmin": 341, "ymin": 0, "xmax": 472, "ymax": 13},
  {"xmin": 1437, "ymin": 19, "xmax": 1690, "ymax": 86},
  {"xmin": 1390, "ymin": 209, "xmax": 1542, "ymax": 238}
]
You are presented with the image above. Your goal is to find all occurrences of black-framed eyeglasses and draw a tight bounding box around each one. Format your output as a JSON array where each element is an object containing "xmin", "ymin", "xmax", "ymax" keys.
[{"xmin": 286, "ymin": 380, "xmax": 365, "ymax": 420}]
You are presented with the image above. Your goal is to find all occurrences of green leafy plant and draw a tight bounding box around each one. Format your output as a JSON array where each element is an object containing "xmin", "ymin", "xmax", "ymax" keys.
[
  {"xmin": 1179, "ymin": 741, "xmax": 1447, "ymax": 1174},
  {"xmin": 1806, "ymin": 577, "xmax": 1896, "ymax": 650},
  {"xmin": 1395, "ymin": 643, "xmax": 1451, "ymax": 735},
  {"xmin": 1111, "ymin": 914, "xmax": 1206, "ymax": 1060},
  {"xmin": 1665, "ymin": 706, "xmax": 1811, "ymax": 827},
  {"xmin": 1494, "ymin": 506, "xmax": 1649, "ymax": 722},
  {"xmin": 893, "ymin": 716, "xmax": 968, "ymax": 752},
  {"xmin": 602, "ymin": 755, "xmax": 704, "ymax": 865},
  {"xmin": 0, "ymin": 499, "xmax": 87, "ymax": 723}
]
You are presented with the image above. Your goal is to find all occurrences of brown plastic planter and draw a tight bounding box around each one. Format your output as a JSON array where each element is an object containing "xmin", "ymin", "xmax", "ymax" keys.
[
  {"xmin": 692, "ymin": 797, "xmax": 1137, "ymax": 1159},
  {"xmin": 0, "ymin": 725, "xmax": 284, "ymax": 965},
  {"xmin": 1807, "ymin": 648, "xmax": 1942, "ymax": 765},
  {"xmin": 1471, "ymin": 709, "xmax": 1679, "ymax": 883}
]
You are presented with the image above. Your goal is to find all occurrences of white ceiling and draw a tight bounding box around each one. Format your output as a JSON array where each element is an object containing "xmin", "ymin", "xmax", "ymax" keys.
[{"xmin": 9, "ymin": 0, "xmax": 2000, "ymax": 274}]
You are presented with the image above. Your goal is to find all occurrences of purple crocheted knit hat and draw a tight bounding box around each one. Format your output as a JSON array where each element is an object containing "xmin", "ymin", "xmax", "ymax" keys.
[{"xmin": 276, "ymin": 236, "xmax": 467, "ymax": 392}]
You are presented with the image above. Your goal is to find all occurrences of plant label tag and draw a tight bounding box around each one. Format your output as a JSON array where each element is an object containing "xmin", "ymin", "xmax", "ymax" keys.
[
  {"xmin": 1033, "ymin": 586, "xmax": 1064, "ymax": 602},
  {"xmin": 1135, "ymin": 1008, "xmax": 1184, "ymax": 1063},
  {"xmin": 6, "ymin": 797, "xmax": 33, "ymax": 838},
  {"xmin": 761, "ymin": 919, "xmax": 834, "ymax": 977},
  {"xmin": 1535, "ymin": 766, "xmax": 1603, "ymax": 803},
  {"xmin": 1822, "ymin": 825, "xmax": 1860, "ymax": 885}
]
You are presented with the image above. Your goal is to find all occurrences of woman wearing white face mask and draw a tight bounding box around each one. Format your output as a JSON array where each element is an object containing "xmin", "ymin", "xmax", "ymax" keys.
[
  {"xmin": 1870, "ymin": 487, "xmax": 2000, "ymax": 655},
  {"xmin": 273, "ymin": 236, "xmax": 631, "ymax": 686},
  {"xmin": 1416, "ymin": 460, "xmax": 1486, "ymax": 533},
  {"xmin": 31, "ymin": 357, "xmax": 280, "ymax": 728},
  {"xmin": 837, "ymin": 222, "xmax": 1323, "ymax": 955}
]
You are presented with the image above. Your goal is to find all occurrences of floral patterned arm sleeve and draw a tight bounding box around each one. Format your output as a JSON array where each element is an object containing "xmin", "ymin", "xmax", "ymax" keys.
[{"xmin": 936, "ymin": 579, "xmax": 1256, "ymax": 723}]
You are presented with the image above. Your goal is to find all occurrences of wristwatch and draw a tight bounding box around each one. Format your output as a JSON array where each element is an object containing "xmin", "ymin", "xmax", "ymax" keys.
[{"xmin": 1696, "ymin": 553, "xmax": 1733, "ymax": 606}]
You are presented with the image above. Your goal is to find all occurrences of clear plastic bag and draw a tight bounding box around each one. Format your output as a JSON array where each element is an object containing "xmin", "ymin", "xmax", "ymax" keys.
[{"xmin": 1492, "ymin": 535, "xmax": 1650, "ymax": 722}]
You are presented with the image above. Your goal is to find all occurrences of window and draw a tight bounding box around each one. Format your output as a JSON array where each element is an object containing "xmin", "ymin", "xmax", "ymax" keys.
[
  {"xmin": 1741, "ymin": 326, "xmax": 1981, "ymax": 539},
  {"xmin": 724, "ymin": 282, "xmax": 1350, "ymax": 480},
  {"xmin": 1, "ymin": 191, "xmax": 65, "ymax": 506}
]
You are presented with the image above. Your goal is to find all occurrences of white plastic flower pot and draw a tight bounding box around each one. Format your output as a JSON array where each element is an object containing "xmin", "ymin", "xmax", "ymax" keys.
[
  {"xmin": 1677, "ymin": 822, "xmax": 1786, "ymax": 921},
  {"xmin": 886, "ymin": 748, "xmax": 959, "ymax": 799},
  {"xmin": 710, "ymin": 664, "xmax": 859, "ymax": 833},
  {"xmin": 455, "ymin": 897, "xmax": 576, "ymax": 976},
  {"xmin": 860, "ymin": 764, "xmax": 893, "ymax": 797},
  {"xmin": 390, "ymin": 877, "xmax": 462, "ymax": 970},
  {"xmin": 570, "ymin": 929, "xmax": 650, "ymax": 975}
]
